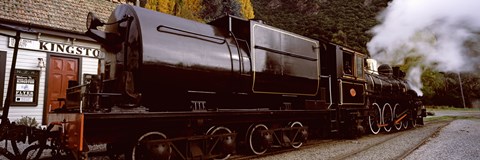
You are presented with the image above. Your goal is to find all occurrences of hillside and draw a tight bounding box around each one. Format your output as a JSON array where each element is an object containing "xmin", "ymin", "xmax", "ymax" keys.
[{"xmin": 251, "ymin": 0, "xmax": 390, "ymax": 53}]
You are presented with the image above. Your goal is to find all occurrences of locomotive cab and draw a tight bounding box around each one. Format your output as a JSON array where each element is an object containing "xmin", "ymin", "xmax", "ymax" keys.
[{"xmin": 326, "ymin": 45, "xmax": 367, "ymax": 108}]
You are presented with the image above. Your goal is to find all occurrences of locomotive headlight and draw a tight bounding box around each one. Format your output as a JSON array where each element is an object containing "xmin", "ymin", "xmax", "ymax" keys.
[
  {"xmin": 86, "ymin": 12, "xmax": 105, "ymax": 30},
  {"xmin": 85, "ymin": 12, "xmax": 131, "ymax": 46},
  {"xmin": 350, "ymin": 88, "xmax": 357, "ymax": 97}
]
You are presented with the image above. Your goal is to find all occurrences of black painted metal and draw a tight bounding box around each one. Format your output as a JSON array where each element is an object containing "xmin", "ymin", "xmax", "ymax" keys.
[
  {"xmin": 366, "ymin": 72, "xmax": 409, "ymax": 97},
  {"xmin": 58, "ymin": 4, "xmax": 426, "ymax": 159},
  {"xmin": 86, "ymin": 5, "xmax": 324, "ymax": 111}
]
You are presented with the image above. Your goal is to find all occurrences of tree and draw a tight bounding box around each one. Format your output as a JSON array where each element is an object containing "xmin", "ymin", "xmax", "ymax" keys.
[
  {"xmin": 202, "ymin": 0, "xmax": 242, "ymax": 22},
  {"xmin": 420, "ymin": 68, "xmax": 445, "ymax": 105},
  {"xmin": 201, "ymin": 0, "xmax": 224, "ymax": 21},
  {"xmin": 143, "ymin": 0, "xmax": 253, "ymax": 22},
  {"xmin": 251, "ymin": 0, "xmax": 387, "ymax": 51},
  {"xmin": 158, "ymin": 0, "xmax": 176, "ymax": 14},
  {"xmin": 145, "ymin": 0, "xmax": 158, "ymax": 11},
  {"xmin": 144, "ymin": 0, "xmax": 203, "ymax": 22},
  {"xmin": 176, "ymin": 0, "xmax": 203, "ymax": 22},
  {"xmin": 238, "ymin": 0, "xmax": 255, "ymax": 19},
  {"xmin": 332, "ymin": 30, "xmax": 347, "ymax": 45},
  {"xmin": 440, "ymin": 72, "xmax": 480, "ymax": 108}
]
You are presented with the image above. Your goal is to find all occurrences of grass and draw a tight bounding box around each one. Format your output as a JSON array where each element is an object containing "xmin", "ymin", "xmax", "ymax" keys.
[
  {"xmin": 426, "ymin": 105, "xmax": 480, "ymax": 111},
  {"xmin": 424, "ymin": 115, "xmax": 479, "ymax": 122},
  {"xmin": 423, "ymin": 106, "xmax": 480, "ymax": 122}
]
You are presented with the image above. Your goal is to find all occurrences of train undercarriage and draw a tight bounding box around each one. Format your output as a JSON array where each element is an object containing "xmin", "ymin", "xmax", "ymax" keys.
[
  {"xmin": 367, "ymin": 99, "xmax": 425, "ymax": 135},
  {"xmin": 0, "ymin": 100, "xmax": 424, "ymax": 160},
  {"xmin": 60, "ymin": 110, "xmax": 320, "ymax": 159}
]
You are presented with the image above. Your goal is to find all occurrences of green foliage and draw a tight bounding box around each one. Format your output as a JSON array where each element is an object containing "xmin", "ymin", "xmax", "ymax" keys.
[
  {"xmin": 436, "ymin": 72, "xmax": 480, "ymax": 108},
  {"xmin": 202, "ymin": 0, "xmax": 243, "ymax": 20},
  {"xmin": 201, "ymin": 0, "xmax": 225, "ymax": 21},
  {"xmin": 158, "ymin": 0, "xmax": 176, "ymax": 14},
  {"xmin": 238, "ymin": 0, "xmax": 255, "ymax": 19},
  {"xmin": 176, "ymin": 0, "xmax": 204, "ymax": 22},
  {"xmin": 15, "ymin": 116, "xmax": 39, "ymax": 128},
  {"xmin": 143, "ymin": 0, "xmax": 252, "ymax": 22},
  {"xmin": 145, "ymin": 0, "xmax": 158, "ymax": 11},
  {"xmin": 252, "ymin": 0, "xmax": 388, "ymax": 53},
  {"xmin": 144, "ymin": 0, "xmax": 203, "ymax": 21},
  {"xmin": 421, "ymin": 69, "xmax": 445, "ymax": 103},
  {"xmin": 332, "ymin": 30, "xmax": 347, "ymax": 45}
]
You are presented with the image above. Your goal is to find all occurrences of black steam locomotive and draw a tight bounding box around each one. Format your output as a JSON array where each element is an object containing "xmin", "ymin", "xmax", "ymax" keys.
[{"xmin": 0, "ymin": 4, "xmax": 425, "ymax": 160}]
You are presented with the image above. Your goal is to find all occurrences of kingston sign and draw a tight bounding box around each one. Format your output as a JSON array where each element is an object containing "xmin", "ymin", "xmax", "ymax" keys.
[{"xmin": 8, "ymin": 38, "xmax": 102, "ymax": 58}]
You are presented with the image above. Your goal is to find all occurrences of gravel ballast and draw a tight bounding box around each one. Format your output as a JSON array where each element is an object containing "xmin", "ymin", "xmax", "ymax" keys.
[
  {"xmin": 406, "ymin": 119, "xmax": 480, "ymax": 160},
  {"xmin": 251, "ymin": 122, "xmax": 449, "ymax": 160}
]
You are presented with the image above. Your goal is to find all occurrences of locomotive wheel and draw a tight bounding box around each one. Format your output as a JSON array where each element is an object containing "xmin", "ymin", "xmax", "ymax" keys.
[
  {"xmin": 22, "ymin": 144, "xmax": 73, "ymax": 160},
  {"xmin": 402, "ymin": 118, "xmax": 409, "ymax": 129},
  {"xmin": 393, "ymin": 104, "xmax": 402, "ymax": 131},
  {"xmin": 207, "ymin": 126, "xmax": 233, "ymax": 160},
  {"xmin": 382, "ymin": 103, "xmax": 393, "ymax": 132},
  {"xmin": 288, "ymin": 121, "xmax": 305, "ymax": 149},
  {"xmin": 206, "ymin": 126, "xmax": 217, "ymax": 135},
  {"xmin": 247, "ymin": 124, "xmax": 270, "ymax": 155},
  {"xmin": 368, "ymin": 103, "xmax": 381, "ymax": 135},
  {"xmin": 131, "ymin": 132, "xmax": 171, "ymax": 160},
  {"xmin": 22, "ymin": 144, "xmax": 51, "ymax": 160},
  {"xmin": 411, "ymin": 118, "xmax": 417, "ymax": 128}
]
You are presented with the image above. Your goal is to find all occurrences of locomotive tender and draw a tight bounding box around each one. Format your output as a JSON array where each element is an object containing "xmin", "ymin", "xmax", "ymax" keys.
[{"xmin": 3, "ymin": 4, "xmax": 425, "ymax": 159}]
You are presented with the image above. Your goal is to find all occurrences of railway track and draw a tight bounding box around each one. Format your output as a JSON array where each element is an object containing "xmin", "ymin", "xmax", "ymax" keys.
[
  {"xmin": 394, "ymin": 121, "xmax": 450, "ymax": 160},
  {"xmin": 334, "ymin": 121, "xmax": 450, "ymax": 160},
  {"xmin": 231, "ymin": 121, "xmax": 451, "ymax": 160},
  {"xmin": 231, "ymin": 139, "xmax": 334, "ymax": 160},
  {"xmin": 1, "ymin": 121, "xmax": 451, "ymax": 160}
]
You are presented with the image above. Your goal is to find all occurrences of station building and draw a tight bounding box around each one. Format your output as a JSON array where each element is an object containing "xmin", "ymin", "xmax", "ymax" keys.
[{"xmin": 0, "ymin": 0, "xmax": 121, "ymax": 124}]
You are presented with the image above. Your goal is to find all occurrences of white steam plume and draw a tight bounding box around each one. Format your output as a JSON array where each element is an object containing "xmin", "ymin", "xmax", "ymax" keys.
[{"xmin": 367, "ymin": 0, "xmax": 480, "ymax": 96}]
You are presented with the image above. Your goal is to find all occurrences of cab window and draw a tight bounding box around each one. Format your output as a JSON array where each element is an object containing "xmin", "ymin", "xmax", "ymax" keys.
[
  {"xmin": 355, "ymin": 56, "xmax": 364, "ymax": 79},
  {"xmin": 343, "ymin": 52, "xmax": 353, "ymax": 75}
]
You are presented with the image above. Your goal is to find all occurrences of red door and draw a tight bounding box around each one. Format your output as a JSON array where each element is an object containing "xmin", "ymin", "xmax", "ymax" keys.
[{"xmin": 46, "ymin": 56, "xmax": 78, "ymax": 112}]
